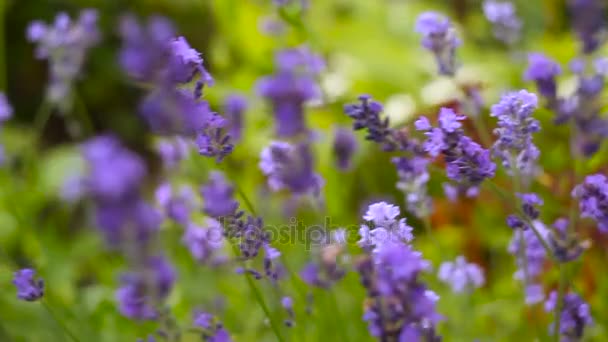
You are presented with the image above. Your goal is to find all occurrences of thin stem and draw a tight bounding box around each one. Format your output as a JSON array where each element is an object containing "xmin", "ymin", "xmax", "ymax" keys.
[
  {"xmin": 72, "ymin": 90, "xmax": 94, "ymax": 137},
  {"xmin": 32, "ymin": 99, "xmax": 52, "ymax": 140},
  {"xmin": 41, "ymin": 300, "xmax": 80, "ymax": 342}
]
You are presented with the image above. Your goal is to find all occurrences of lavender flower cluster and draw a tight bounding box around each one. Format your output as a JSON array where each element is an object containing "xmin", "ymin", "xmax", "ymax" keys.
[{"xmin": 7, "ymin": 2, "xmax": 608, "ymax": 341}]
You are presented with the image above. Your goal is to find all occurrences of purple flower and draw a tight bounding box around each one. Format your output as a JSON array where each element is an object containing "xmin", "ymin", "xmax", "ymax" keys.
[
  {"xmin": 438, "ymin": 108, "xmax": 465, "ymax": 132},
  {"xmin": 415, "ymin": 12, "xmax": 461, "ymax": 76},
  {"xmin": 419, "ymin": 108, "xmax": 496, "ymax": 191},
  {"xmin": 13, "ymin": 268, "xmax": 44, "ymax": 301},
  {"xmin": 200, "ymin": 172, "xmax": 239, "ymax": 218},
  {"xmin": 572, "ymin": 174, "xmax": 608, "ymax": 232},
  {"xmin": 156, "ymin": 137, "xmax": 190, "ymax": 169},
  {"xmin": 356, "ymin": 243, "xmax": 440, "ymax": 340},
  {"xmin": 508, "ymin": 221, "xmax": 548, "ymax": 304},
  {"xmin": 393, "ymin": 156, "xmax": 431, "ymax": 217},
  {"xmin": 524, "ymin": 53, "xmax": 561, "ymax": 99},
  {"xmin": 257, "ymin": 48, "xmax": 322, "ymax": 137},
  {"xmin": 259, "ymin": 141, "xmax": 324, "ymax": 196},
  {"xmin": 344, "ymin": 95, "xmax": 392, "ymax": 149},
  {"xmin": 359, "ymin": 202, "xmax": 414, "ymax": 253},
  {"xmin": 491, "ymin": 90, "xmax": 540, "ymax": 178},
  {"xmin": 517, "ymin": 193, "xmax": 543, "ymax": 220},
  {"xmin": 224, "ymin": 94, "xmax": 247, "ymax": 142},
  {"xmin": 82, "ymin": 136, "xmax": 146, "ymax": 202},
  {"xmin": 182, "ymin": 219, "xmax": 225, "ymax": 264},
  {"xmin": 300, "ymin": 230, "xmax": 347, "ymax": 289},
  {"xmin": 119, "ymin": 16, "xmax": 212, "ymax": 89},
  {"xmin": 138, "ymin": 87, "xmax": 213, "ymax": 136},
  {"xmin": 193, "ymin": 311, "xmax": 233, "ymax": 341},
  {"xmin": 0, "ymin": 92, "xmax": 13, "ymax": 122},
  {"xmin": 549, "ymin": 218, "xmax": 585, "ymax": 262},
  {"xmin": 483, "ymin": 1, "xmax": 522, "ymax": 45},
  {"xmin": 414, "ymin": 116, "xmax": 432, "ymax": 131},
  {"xmin": 568, "ymin": 0, "xmax": 607, "ymax": 54},
  {"xmin": 438, "ymin": 256, "xmax": 485, "ymax": 293},
  {"xmin": 155, "ymin": 183, "xmax": 194, "ymax": 225},
  {"xmin": 545, "ymin": 291, "xmax": 593, "ymax": 341},
  {"xmin": 26, "ymin": 10, "xmax": 99, "ymax": 105},
  {"xmin": 333, "ymin": 127, "xmax": 358, "ymax": 171},
  {"xmin": 116, "ymin": 256, "xmax": 175, "ymax": 320}
]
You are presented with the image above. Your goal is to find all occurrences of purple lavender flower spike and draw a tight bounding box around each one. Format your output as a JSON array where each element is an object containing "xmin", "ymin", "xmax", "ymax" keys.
[
  {"xmin": 182, "ymin": 219, "xmax": 225, "ymax": 264},
  {"xmin": 549, "ymin": 218, "xmax": 585, "ymax": 263},
  {"xmin": 333, "ymin": 127, "xmax": 358, "ymax": 171},
  {"xmin": 257, "ymin": 48, "xmax": 322, "ymax": 137},
  {"xmin": 155, "ymin": 183, "xmax": 194, "ymax": 225},
  {"xmin": 483, "ymin": 1, "xmax": 522, "ymax": 45},
  {"xmin": 419, "ymin": 108, "xmax": 496, "ymax": 192},
  {"xmin": 568, "ymin": 0, "xmax": 607, "ymax": 54},
  {"xmin": 13, "ymin": 268, "xmax": 44, "ymax": 301},
  {"xmin": 572, "ymin": 174, "xmax": 608, "ymax": 232},
  {"xmin": 517, "ymin": 193, "xmax": 543, "ymax": 220},
  {"xmin": 193, "ymin": 310, "xmax": 233, "ymax": 342},
  {"xmin": 116, "ymin": 256, "xmax": 175, "ymax": 320},
  {"xmin": 82, "ymin": 136, "xmax": 145, "ymax": 202},
  {"xmin": 201, "ymin": 171, "xmax": 239, "ymax": 218},
  {"xmin": 344, "ymin": 95, "xmax": 396, "ymax": 151},
  {"xmin": 393, "ymin": 156, "xmax": 432, "ymax": 217},
  {"xmin": 156, "ymin": 137, "xmax": 190, "ymax": 169},
  {"xmin": 415, "ymin": 12, "xmax": 461, "ymax": 76},
  {"xmin": 224, "ymin": 94, "xmax": 247, "ymax": 142},
  {"xmin": 438, "ymin": 256, "xmax": 485, "ymax": 293},
  {"xmin": 357, "ymin": 243, "xmax": 440, "ymax": 340},
  {"xmin": 491, "ymin": 90, "xmax": 540, "ymax": 179},
  {"xmin": 525, "ymin": 53, "xmax": 561, "ymax": 100},
  {"xmin": 259, "ymin": 141, "xmax": 324, "ymax": 196},
  {"xmin": 508, "ymin": 221, "xmax": 548, "ymax": 304},
  {"xmin": 545, "ymin": 291, "xmax": 593, "ymax": 341},
  {"xmin": 359, "ymin": 202, "xmax": 414, "ymax": 253},
  {"xmin": 26, "ymin": 10, "xmax": 100, "ymax": 106}
]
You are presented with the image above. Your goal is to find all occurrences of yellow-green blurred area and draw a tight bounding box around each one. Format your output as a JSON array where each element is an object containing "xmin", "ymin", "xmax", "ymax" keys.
[{"xmin": 1, "ymin": 0, "xmax": 608, "ymax": 341}]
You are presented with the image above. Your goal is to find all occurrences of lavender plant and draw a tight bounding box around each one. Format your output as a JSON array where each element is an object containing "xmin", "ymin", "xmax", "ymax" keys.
[{"xmin": 4, "ymin": 2, "xmax": 608, "ymax": 342}]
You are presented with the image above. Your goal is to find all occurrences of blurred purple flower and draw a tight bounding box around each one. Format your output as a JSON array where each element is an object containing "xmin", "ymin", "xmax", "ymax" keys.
[
  {"xmin": 116, "ymin": 256, "xmax": 175, "ymax": 320},
  {"xmin": 224, "ymin": 94, "xmax": 247, "ymax": 142},
  {"xmin": 415, "ymin": 12, "xmax": 461, "ymax": 76},
  {"xmin": 27, "ymin": 9, "xmax": 99, "ymax": 105},
  {"xmin": 568, "ymin": 0, "xmax": 607, "ymax": 54},
  {"xmin": 333, "ymin": 127, "xmax": 358, "ymax": 171},
  {"xmin": 257, "ymin": 47, "xmax": 322, "ymax": 137},
  {"xmin": 357, "ymin": 243, "xmax": 440, "ymax": 340},
  {"xmin": 438, "ymin": 256, "xmax": 485, "ymax": 293},
  {"xmin": 259, "ymin": 141, "xmax": 324, "ymax": 196},
  {"xmin": 572, "ymin": 174, "xmax": 608, "ymax": 232},
  {"xmin": 182, "ymin": 219, "xmax": 225, "ymax": 264},
  {"xmin": 483, "ymin": 1, "xmax": 521, "ymax": 45},
  {"xmin": 525, "ymin": 53, "xmax": 561, "ymax": 100},
  {"xmin": 13, "ymin": 268, "xmax": 44, "ymax": 302},
  {"xmin": 545, "ymin": 291, "xmax": 593, "ymax": 340},
  {"xmin": 200, "ymin": 172, "xmax": 239, "ymax": 218}
]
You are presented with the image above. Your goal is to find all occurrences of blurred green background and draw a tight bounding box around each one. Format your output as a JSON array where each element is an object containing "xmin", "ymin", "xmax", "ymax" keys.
[{"xmin": 0, "ymin": 0, "xmax": 607, "ymax": 341}]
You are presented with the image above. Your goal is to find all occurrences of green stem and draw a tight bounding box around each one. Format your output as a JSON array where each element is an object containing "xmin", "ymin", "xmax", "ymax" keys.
[
  {"xmin": 32, "ymin": 99, "xmax": 52, "ymax": 140},
  {"xmin": 41, "ymin": 300, "xmax": 80, "ymax": 342}
]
